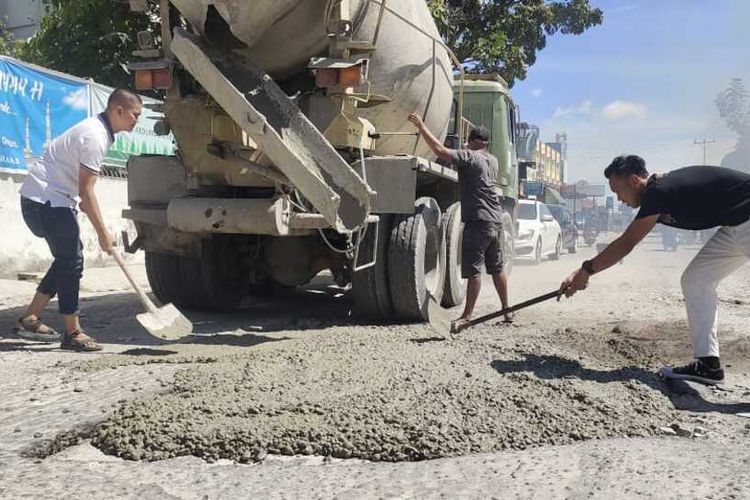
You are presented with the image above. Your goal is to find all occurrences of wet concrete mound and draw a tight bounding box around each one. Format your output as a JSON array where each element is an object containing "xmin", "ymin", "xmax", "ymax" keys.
[{"xmin": 87, "ymin": 325, "xmax": 680, "ymax": 463}]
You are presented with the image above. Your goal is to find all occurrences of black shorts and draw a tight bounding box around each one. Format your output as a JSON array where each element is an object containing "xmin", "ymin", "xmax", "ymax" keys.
[{"xmin": 461, "ymin": 220, "xmax": 504, "ymax": 278}]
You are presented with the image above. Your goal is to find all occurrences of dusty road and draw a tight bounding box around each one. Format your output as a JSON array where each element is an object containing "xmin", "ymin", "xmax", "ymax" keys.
[{"xmin": 2, "ymin": 234, "xmax": 750, "ymax": 499}]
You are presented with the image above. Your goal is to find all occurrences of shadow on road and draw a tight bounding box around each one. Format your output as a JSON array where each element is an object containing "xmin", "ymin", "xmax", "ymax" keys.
[
  {"xmin": 410, "ymin": 337, "xmax": 447, "ymax": 344},
  {"xmin": 491, "ymin": 353, "xmax": 750, "ymax": 415},
  {"xmin": 0, "ymin": 281, "xmax": 376, "ymax": 351}
]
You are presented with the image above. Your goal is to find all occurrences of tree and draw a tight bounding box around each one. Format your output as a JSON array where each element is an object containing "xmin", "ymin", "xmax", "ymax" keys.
[
  {"xmin": 715, "ymin": 78, "xmax": 750, "ymax": 139},
  {"xmin": 428, "ymin": 0, "xmax": 603, "ymax": 86},
  {"xmin": 716, "ymin": 79, "xmax": 750, "ymax": 173},
  {"xmin": 18, "ymin": 0, "xmax": 602, "ymax": 89},
  {"xmin": 1, "ymin": 17, "xmax": 19, "ymax": 56},
  {"xmin": 17, "ymin": 0, "xmax": 158, "ymax": 88}
]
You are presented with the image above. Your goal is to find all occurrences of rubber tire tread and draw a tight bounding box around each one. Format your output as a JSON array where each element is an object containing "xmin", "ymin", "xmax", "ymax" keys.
[
  {"xmin": 501, "ymin": 211, "xmax": 515, "ymax": 277},
  {"xmin": 178, "ymin": 239, "xmax": 247, "ymax": 311},
  {"xmin": 352, "ymin": 214, "xmax": 394, "ymax": 320},
  {"xmin": 441, "ymin": 202, "xmax": 466, "ymax": 307},
  {"xmin": 551, "ymin": 236, "xmax": 561, "ymax": 260},
  {"xmin": 389, "ymin": 211, "xmax": 428, "ymax": 321},
  {"xmin": 568, "ymin": 235, "xmax": 578, "ymax": 254},
  {"xmin": 145, "ymin": 251, "xmax": 187, "ymax": 307}
]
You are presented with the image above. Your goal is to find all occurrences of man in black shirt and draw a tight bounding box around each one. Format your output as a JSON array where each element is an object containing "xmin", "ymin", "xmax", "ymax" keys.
[
  {"xmin": 408, "ymin": 113, "xmax": 512, "ymax": 327},
  {"xmin": 560, "ymin": 155, "xmax": 750, "ymax": 385}
]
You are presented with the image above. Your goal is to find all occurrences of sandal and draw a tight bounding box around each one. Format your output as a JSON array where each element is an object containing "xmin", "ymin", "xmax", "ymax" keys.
[
  {"xmin": 12, "ymin": 316, "xmax": 62, "ymax": 342},
  {"xmin": 61, "ymin": 330, "xmax": 102, "ymax": 352},
  {"xmin": 494, "ymin": 312, "xmax": 515, "ymax": 326}
]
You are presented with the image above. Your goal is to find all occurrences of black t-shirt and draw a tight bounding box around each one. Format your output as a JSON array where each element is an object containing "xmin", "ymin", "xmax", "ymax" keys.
[
  {"xmin": 636, "ymin": 165, "xmax": 750, "ymax": 229},
  {"xmin": 450, "ymin": 149, "xmax": 503, "ymax": 223}
]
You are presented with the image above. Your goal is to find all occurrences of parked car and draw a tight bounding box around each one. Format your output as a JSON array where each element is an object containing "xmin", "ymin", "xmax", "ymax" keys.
[
  {"xmin": 515, "ymin": 200, "xmax": 563, "ymax": 264},
  {"xmin": 546, "ymin": 204, "xmax": 578, "ymax": 253}
]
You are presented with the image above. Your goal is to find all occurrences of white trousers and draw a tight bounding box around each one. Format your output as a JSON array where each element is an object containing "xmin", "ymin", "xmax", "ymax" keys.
[{"xmin": 681, "ymin": 218, "xmax": 750, "ymax": 358}]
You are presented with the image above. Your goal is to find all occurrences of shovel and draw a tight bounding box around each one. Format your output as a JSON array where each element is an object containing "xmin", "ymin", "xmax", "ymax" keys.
[
  {"xmin": 428, "ymin": 289, "xmax": 562, "ymax": 337},
  {"xmin": 112, "ymin": 251, "xmax": 193, "ymax": 341}
]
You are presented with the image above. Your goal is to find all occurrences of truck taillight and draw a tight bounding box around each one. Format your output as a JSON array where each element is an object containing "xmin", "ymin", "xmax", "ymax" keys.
[
  {"xmin": 152, "ymin": 68, "xmax": 172, "ymax": 89},
  {"xmin": 134, "ymin": 69, "xmax": 153, "ymax": 90},
  {"xmin": 339, "ymin": 66, "xmax": 363, "ymax": 87},
  {"xmin": 314, "ymin": 65, "xmax": 364, "ymax": 88},
  {"xmin": 134, "ymin": 67, "xmax": 172, "ymax": 91},
  {"xmin": 315, "ymin": 68, "xmax": 339, "ymax": 88}
]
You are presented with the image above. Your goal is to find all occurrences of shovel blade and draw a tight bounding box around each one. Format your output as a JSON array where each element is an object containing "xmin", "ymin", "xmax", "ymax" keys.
[{"xmin": 136, "ymin": 303, "xmax": 193, "ymax": 341}]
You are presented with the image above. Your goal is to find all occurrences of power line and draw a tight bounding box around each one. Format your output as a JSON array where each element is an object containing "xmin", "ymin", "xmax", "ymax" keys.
[{"xmin": 694, "ymin": 138, "xmax": 716, "ymax": 165}]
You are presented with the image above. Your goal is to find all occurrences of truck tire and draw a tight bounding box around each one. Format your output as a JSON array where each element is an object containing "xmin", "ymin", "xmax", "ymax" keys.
[
  {"xmin": 568, "ymin": 235, "xmax": 578, "ymax": 254},
  {"xmin": 145, "ymin": 251, "xmax": 187, "ymax": 307},
  {"xmin": 178, "ymin": 237, "xmax": 250, "ymax": 311},
  {"xmin": 352, "ymin": 214, "xmax": 394, "ymax": 320},
  {"xmin": 441, "ymin": 202, "xmax": 466, "ymax": 307},
  {"xmin": 388, "ymin": 197, "xmax": 445, "ymax": 321},
  {"xmin": 501, "ymin": 211, "xmax": 515, "ymax": 276},
  {"xmin": 551, "ymin": 236, "xmax": 562, "ymax": 260},
  {"xmin": 533, "ymin": 238, "xmax": 542, "ymax": 265}
]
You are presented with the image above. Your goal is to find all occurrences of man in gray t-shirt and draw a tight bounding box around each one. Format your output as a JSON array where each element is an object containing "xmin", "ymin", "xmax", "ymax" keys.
[
  {"xmin": 408, "ymin": 113, "xmax": 511, "ymax": 327},
  {"xmin": 453, "ymin": 148, "xmax": 503, "ymax": 223}
]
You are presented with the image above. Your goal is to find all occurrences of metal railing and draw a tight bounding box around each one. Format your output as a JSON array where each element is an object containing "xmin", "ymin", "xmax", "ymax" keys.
[{"xmin": 459, "ymin": 116, "xmax": 476, "ymax": 145}]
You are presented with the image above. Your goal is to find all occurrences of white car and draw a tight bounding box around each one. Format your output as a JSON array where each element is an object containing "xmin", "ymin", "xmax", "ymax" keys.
[{"xmin": 514, "ymin": 200, "xmax": 563, "ymax": 264}]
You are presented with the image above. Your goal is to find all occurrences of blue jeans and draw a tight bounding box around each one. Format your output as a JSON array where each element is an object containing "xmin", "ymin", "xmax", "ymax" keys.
[{"xmin": 21, "ymin": 197, "xmax": 83, "ymax": 315}]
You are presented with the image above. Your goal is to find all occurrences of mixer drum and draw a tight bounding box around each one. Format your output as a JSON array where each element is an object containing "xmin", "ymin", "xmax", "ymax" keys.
[{"xmin": 169, "ymin": 0, "xmax": 454, "ymax": 159}]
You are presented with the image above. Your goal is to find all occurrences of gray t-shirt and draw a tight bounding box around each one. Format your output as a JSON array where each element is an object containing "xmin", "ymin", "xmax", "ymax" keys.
[{"xmin": 450, "ymin": 149, "xmax": 503, "ymax": 223}]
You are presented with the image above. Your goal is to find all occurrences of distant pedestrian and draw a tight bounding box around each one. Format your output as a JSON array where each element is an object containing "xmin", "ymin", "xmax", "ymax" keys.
[
  {"xmin": 560, "ymin": 155, "xmax": 750, "ymax": 385},
  {"xmin": 408, "ymin": 112, "xmax": 512, "ymax": 328},
  {"xmin": 14, "ymin": 88, "xmax": 142, "ymax": 351}
]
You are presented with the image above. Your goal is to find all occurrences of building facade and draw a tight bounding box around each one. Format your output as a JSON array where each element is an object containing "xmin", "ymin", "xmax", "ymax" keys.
[
  {"xmin": 516, "ymin": 123, "xmax": 567, "ymax": 190},
  {"xmin": 535, "ymin": 141, "xmax": 563, "ymax": 188}
]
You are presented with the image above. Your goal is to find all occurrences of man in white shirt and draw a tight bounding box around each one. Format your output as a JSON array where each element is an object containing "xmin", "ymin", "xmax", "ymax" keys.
[{"xmin": 14, "ymin": 88, "xmax": 142, "ymax": 351}]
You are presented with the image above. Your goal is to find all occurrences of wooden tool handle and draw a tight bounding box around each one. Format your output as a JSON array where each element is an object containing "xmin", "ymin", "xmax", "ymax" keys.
[
  {"xmin": 112, "ymin": 251, "xmax": 157, "ymax": 313},
  {"xmin": 456, "ymin": 290, "xmax": 562, "ymax": 333}
]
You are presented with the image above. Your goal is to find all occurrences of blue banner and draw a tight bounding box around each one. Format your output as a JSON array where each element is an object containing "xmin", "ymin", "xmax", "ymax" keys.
[{"xmin": 0, "ymin": 57, "xmax": 89, "ymax": 173}]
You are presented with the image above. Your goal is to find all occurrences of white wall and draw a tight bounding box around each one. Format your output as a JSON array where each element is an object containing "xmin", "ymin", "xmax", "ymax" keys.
[{"xmin": 0, "ymin": 173, "xmax": 143, "ymax": 278}]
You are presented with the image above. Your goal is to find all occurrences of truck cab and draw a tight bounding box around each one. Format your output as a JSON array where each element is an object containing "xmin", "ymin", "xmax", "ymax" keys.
[{"xmin": 453, "ymin": 74, "xmax": 520, "ymax": 202}]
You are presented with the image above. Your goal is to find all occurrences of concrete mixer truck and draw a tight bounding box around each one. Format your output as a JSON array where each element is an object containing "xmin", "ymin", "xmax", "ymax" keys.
[{"xmin": 122, "ymin": 0, "xmax": 520, "ymax": 322}]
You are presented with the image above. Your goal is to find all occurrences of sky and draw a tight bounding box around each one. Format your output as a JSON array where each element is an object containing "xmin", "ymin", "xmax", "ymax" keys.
[{"xmin": 512, "ymin": 0, "xmax": 750, "ymax": 183}]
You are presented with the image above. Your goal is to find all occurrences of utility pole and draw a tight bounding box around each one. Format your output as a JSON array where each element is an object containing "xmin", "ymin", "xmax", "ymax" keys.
[{"xmin": 694, "ymin": 138, "xmax": 716, "ymax": 165}]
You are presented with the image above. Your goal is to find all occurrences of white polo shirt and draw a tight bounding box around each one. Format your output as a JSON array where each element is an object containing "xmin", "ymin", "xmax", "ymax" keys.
[{"xmin": 20, "ymin": 114, "xmax": 114, "ymax": 208}]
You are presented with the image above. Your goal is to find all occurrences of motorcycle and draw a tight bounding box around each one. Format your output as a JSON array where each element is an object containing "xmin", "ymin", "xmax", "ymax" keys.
[{"xmin": 583, "ymin": 226, "xmax": 597, "ymax": 246}]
